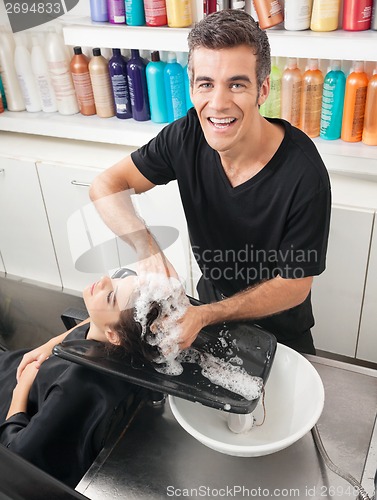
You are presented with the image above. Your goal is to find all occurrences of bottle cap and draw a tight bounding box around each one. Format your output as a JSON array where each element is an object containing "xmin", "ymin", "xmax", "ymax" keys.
[
  {"xmin": 167, "ymin": 51, "xmax": 177, "ymax": 63},
  {"xmin": 151, "ymin": 51, "xmax": 160, "ymax": 62},
  {"xmin": 287, "ymin": 57, "xmax": 297, "ymax": 69},
  {"xmin": 330, "ymin": 59, "xmax": 341, "ymax": 71},
  {"xmin": 353, "ymin": 61, "xmax": 364, "ymax": 73},
  {"xmin": 112, "ymin": 48, "xmax": 121, "ymax": 55},
  {"xmin": 308, "ymin": 58, "xmax": 319, "ymax": 71},
  {"xmin": 74, "ymin": 46, "xmax": 82, "ymax": 55},
  {"xmin": 92, "ymin": 47, "xmax": 101, "ymax": 56}
]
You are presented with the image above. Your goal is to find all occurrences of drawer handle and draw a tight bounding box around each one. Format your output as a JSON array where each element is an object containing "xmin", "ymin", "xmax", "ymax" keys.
[{"xmin": 71, "ymin": 180, "xmax": 91, "ymax": 187}]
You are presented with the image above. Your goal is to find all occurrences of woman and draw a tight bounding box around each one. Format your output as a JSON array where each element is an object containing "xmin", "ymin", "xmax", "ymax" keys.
[{"xmin": 0, "ymin": 272, "xmax": 162, "ymax": 487}]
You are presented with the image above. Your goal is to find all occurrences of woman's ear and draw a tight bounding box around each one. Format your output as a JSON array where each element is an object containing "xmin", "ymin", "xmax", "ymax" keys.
[{"xmin": 105, "ymin": 328, "xmax": 121, "ymax": 346}]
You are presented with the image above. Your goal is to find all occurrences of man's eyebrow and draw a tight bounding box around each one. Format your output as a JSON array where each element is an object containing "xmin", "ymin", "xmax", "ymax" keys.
[
  {"xmin": 194, "ymin": 76, "xmax": 214, "ymax": 83},
  {"xmin": 194, "ymin": 75, "xmax": 252, "ymax": 83}
]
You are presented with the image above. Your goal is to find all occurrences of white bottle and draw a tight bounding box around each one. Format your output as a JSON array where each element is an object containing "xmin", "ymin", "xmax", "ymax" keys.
[
  {"xmin": 284, "ymin": 0, "xmax": 313, "ymax": 30},
  {"xmin": 0, "ymin": 27, "xmax": 25, "ymax": 111},
  {"xmin": 14, "ymin": 35, "xmax": 42, "ymax": 112},
  {"xmin": 31, "ymin": 35, "xmax": 57, "ymax": 113},
  {"xmin": 45, "ymin": 31, "xmax": 79, "ymax": 115}
]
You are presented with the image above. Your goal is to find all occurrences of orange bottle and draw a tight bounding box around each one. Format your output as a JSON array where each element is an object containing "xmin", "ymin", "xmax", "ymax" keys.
[
  {"xmin": 300, "ymin": 59, "xmax": 324, "ymax": 138},
  {"xmin": 362, "ymin": 69, "xmax": 377, "ymax": 146},
  {"xmin": 0, "ymin": 94, "xmax": 4, "ymax": 113},
  {"xmin": 70, "ymin": 46, "xmax": 96, "ymax": 116},
  {"xmin": 341, "ymin": 61, "xmax": 368, "ymax": 143},
  {"xmin": 252, "ymin": 0, "xmax": 284, "ymax": 29},
  {"xmin": 281, "ymin": 58, "xmax": 302, "ymax": 127}
]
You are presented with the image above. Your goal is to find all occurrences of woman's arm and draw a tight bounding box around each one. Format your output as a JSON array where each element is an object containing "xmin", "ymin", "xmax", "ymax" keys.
[
  {"xmin": 7, "ymin": 362, "xmax": 39, "ymax": 419},
  {"xmin": 16, "ymin": 318, "xmax": 90, "ymax": 382}
]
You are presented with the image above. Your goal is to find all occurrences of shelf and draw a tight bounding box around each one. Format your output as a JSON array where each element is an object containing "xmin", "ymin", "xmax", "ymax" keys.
[{"xmin": 62, "ymin": 16, "xmax": 377, "ymax": 61}]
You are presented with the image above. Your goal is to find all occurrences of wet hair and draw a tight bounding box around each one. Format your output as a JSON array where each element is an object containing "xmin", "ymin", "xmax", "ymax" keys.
[
  {"xmin": 187, "ymin": 9, "xmax": 271, "ymax": 93},
  {"xmin": 109, "ymin": 301, "xmax": 162, "ymax": 363}
]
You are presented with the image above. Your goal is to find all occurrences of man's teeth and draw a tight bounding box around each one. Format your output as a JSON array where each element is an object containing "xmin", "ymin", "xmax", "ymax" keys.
[{"xmin": 209, "ymin": 117, "xmax": 236, "ymax": 124}]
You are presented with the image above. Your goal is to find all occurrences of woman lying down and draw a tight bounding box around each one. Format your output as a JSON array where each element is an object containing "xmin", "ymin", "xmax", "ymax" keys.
[{"xmin": 0, "ymin": 271, "xmax": 182, "ymax": 488}]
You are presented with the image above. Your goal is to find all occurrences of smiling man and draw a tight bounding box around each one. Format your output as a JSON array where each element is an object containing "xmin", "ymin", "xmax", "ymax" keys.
[{"xmin": 90, "ymin": 10, "xmax": 331, "ymax": 355}]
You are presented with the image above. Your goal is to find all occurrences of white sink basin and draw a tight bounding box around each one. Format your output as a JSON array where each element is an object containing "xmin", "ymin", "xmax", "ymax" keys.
[{"xmin": 169, "ymin": 343, "xmax": 324, "ymax": 457}]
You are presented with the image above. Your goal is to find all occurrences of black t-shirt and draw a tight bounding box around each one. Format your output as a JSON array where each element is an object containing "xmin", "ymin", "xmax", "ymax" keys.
[{"xmin": 131, "ymin": 108, "xmax": 331, "ymax": 342}]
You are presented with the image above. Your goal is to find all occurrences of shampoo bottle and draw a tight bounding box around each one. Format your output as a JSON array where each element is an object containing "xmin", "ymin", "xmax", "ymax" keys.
[
  {"xmin": 179, "ymin": 53, "xmax": 193, "ymax": 112},
  {"xmin": 341, "ymin": 61, "xmax": 368, "ymax": 142},
  {"xmin": 300, "ymin": 59, "xmax": 324, "ymax": 138},
  {"xmin": 125, "ymin": 0, "xmax": 146, "ymax": 25},
  {"xmin": 45, "ymin": 31, "xmax": 79, "ymax": 115},
  {"xmin": 259, "ymin": 56, "xmax": 282, "ymax": 118},
  {"xmin": 107, "ymin": 0, "xmax": 126, "ymax": 23},
  {"xmin": 284, "ymin": 0, "xmax": 313, "ymax": 30},
  {"xmin": 90, "ymin": 0, "xmax": 109, "ymax": 21},
  {"xmin": 144, "ymin": 0, "xmax": 167, "ymax": 25},
  {"xmin": 342, "ymin": 0, "xmax": 373, "ymax": 31},
  {"xmin": 31, "ymin": 35, "xmax": 57, "ymax": 113},
  {"xmin": 252, "ymin": 0, "xmax": 284, "ymax": 29},
  {"xmin": 281, "ymin": 58, "xmax": 302, "ymax": 127},
  {"xmin": 164, "ymin": 51, "xmax": 186, "ymax": 123},
  {"xmin": 14, "ymin": 35, "xmax": 42, "ymax": 112},
  {"xmin": 89, "ymin": 48, "xmax": 115, "ymax": 118},
  {"xmin": 70, "ymin": 46, "xmax": 96, "ymax": 116},
  {"xmin": 0, "ymin": 28, "xmax": 25, "ymax": 111},
  {"xmin": 109, "ymin": 48, "xmax": 132, "ymax": 119},
  {"xmin": 362, "ymin": 69, "xmax": 377, "ymax": 145},
  {"xmin": 0, "ymin": 75, "xmax": 7, "ymax": 109},
  {"xmin": 0, "ymin": 93, "xmax": 4, "ymax": 113},
  {"xmin": 310, "ymin": 0, "xmax": 340, "ymax": 31},
  {"xmin": 127, "ymin": 49, "xmax": 150, "ymax": 121},
  {"xmin": 204, "ymin": 0, "xmax": 217, "ymax": 14},
  {"xmin": 165, "ymin": 0, "xmax": 192, "ymax": 27},
  {"xmin": 320, "ymin": 60, "xmax": 346, "ymax": 140},
  {"xmin": 146, "ymin": 51, "xmax": 168, "ymax": 123}
]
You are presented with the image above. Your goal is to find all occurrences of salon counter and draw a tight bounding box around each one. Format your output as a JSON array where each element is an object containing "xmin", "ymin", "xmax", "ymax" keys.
[{"xmin": 76, "ymin": 356, "xmax": 377, "ymax": 499}]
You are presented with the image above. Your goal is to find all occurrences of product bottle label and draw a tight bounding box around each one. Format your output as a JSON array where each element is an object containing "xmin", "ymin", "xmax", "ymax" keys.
[
  {"xmin": 48, "ymin": 60, "xmax": 76, "ymax": 100},
  {"xmin": 352, "ymin": 86, "xmax": 367, "ymax": 138},
  {"xmin": 111, "ymin": 74, "xmax": 130, "ymax": 112},
  {"xmin": 72, "ymin": 72, "xmax": 95, "ymax": 106},
  {"xmin": 36, "ymin": 75, "xmax": 55, "ymax": 108}
]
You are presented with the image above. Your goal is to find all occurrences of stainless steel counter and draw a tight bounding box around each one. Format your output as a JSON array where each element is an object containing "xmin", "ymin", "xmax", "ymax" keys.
[{"xmin": 77, "ymin": 356, "xmax": 377, "ymax": 500}]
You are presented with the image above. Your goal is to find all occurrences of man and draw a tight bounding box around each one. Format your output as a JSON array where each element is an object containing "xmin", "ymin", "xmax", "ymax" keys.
[{"xmin": 90, "ymin": 10, "xmax": 331, "ymax": 355}]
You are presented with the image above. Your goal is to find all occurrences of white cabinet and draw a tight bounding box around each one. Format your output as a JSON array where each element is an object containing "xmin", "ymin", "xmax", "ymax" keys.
[
  {"xmin": 0, "ymin": 157, "xmax": 61, "ymax": 286},
  {"xmin": 37, "ymin": 161, "xmax": 120, "ymax": 293},
  {"xmin": 357, "ymin": 215, "xmax": 377, "ymax": 363},
  {"xmin": 311, "ymin": 205, "xmax": 374, "ymax": 357}
]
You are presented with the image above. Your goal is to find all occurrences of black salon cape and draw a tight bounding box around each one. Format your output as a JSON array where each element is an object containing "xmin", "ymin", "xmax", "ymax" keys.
[{"xmin": 0, "ymin": 324, "xmax": 134, "ymax": 487}]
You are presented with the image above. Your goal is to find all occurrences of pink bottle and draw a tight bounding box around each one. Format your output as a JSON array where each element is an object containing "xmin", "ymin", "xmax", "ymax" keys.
[{"xmin": 343, "ymin": 0, "xmax": 373, "ymax": 30}]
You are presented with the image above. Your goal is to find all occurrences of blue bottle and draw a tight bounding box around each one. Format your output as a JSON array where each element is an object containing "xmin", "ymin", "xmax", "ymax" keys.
[
  {"xmin": 320, "ymin": 60, "xmax": 346, "ymax": 140},
  {"xmin": 164, "ymin": 52, "xmax": 186, "ymax": 123},
  {"xmin": 89, "ymin": 0, "xmax": 108, "ymax": 21},
  {"xmin": 0, "ymin": 75, "xmax": 7, "ymax": 109},
  {"xmin": 127, "ymin": 49, "xmax": 150, "ymax": 121},
  {"xmin": 146, "ymin": 51, "xmax": 168, "ymax": 123},
  {"xmin": 109, "ymin": 48, "xmax": 132, "ymax": 119},
  {"xmin": 125, "ymin": 0, "xmax": 146, "ymax": 25},
  {"xmin": 183, "ymin": 63, "xmax": 193, "ymax": 112}
]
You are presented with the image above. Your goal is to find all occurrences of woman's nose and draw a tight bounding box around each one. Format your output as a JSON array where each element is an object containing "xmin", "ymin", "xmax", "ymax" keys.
[{"xmin": 98, "ymin": 275, "xmax": 112, "ymax": 289}]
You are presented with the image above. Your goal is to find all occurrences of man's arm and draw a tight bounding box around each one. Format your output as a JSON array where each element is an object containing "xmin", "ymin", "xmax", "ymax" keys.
[{"xmin": 178, "ymin": 275, "xmax": 313, "ymax": 349}]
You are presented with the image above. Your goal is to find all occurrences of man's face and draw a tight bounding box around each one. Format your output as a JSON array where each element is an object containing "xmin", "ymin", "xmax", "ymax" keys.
[{"xmin": 190, "ymin": 45, "xmax": 268, "ymax": 155}]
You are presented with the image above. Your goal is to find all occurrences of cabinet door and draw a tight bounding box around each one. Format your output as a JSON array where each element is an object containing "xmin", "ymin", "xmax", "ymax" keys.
[
  {"xmin": 0, "ymin": 157, "xmax": 61, "ymax": 287},
  {"xmin": 118, "ymin": 183, "xmax": 193, "ymax": 294},
  {"xmin": 37, "ymin": 162, "xmax": 120, "ymax": 293},
  {"xmin": 357, "ymin": 214, "xmax": 377, "ymax": 363},
  {"xmin": 311, "ymin": 205, "xmax": 374, "ymax": 357}
]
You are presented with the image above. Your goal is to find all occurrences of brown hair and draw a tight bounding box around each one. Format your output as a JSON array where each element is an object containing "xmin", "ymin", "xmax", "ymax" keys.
[{"xmin": 187, "ymin": 9, "xmax": 271, "ymax": 92}]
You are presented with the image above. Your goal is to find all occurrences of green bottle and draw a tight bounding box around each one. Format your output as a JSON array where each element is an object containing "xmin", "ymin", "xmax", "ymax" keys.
[
  {"xmin": 260, "ymin": 57, "xmax": 282, "ymax": 118},
  {"xmin": 320, "ymin": 60, "xmax": 346, "ymax": 140}
]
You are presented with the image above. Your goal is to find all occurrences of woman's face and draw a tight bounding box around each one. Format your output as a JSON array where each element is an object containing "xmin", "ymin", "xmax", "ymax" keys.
[{"xmin": 83, "ymin": 274, "xmax": 139, "ymax": 338}]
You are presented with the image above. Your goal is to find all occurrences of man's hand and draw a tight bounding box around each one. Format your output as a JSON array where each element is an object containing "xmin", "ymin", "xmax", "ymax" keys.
[{"xmin": 177, "ymin": 305, "xmax": 208, "ymax": 350}]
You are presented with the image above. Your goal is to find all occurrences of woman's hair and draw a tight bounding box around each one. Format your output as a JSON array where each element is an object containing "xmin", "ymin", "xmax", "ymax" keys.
[
  {"xmin": 187, "ymin": 9, "xmax": 271, "ymax": 93},
  {"xmin": 109, "ymin": 301, "xmax": 162, "ymax": 363}
]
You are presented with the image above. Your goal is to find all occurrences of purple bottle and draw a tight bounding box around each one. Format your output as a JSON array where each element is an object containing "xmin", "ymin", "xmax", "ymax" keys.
[
  {"xmin": 90, "ymin": 0, "xmax": 108, "ymax": 21},
  {"xmin": 109, "ymin": 48, "xmax": 132, "ymax": 119},
  {"xmin": 107, "ymin": 0, "xmax": 125, "ymax": 23},
  {"xmin": 126, "ymin": 49, "xmax": 150, "ymax": 121}
]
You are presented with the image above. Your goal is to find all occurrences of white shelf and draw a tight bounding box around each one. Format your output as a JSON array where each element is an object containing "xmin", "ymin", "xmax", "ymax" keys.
[{"xmin": 62, "ymin": 17, "xmax": 377, "ymax": 61}]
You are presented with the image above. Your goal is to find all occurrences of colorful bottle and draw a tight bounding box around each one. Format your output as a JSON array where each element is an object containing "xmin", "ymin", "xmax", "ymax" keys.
[
  {"xmin": 127, "ymin": 49, "xmax": 150, "ymax": 121},
  {"xmin": 362, "ymin": 69, "xmax": 377, "ymax": 145},
  {"xmin": 341, "ymin": 61, "xmax": 368, "ymax": 142},
  {"xmin": 320, "ymin": 60, "xmax": 346, "ymax": 140},
  {"xmin": 230, "ymin": 0, "xmax": 246, "ymax": 9},
  {"xmin": 31, "ymin": 35, "xmax": 57, "ymax": 113},
  {"xmin": 300, "ymin": 59, "xmax": 323, "ymax": 138},
  {"xmin": 0, "ymin": 28, "xmax": 25, "ymax": 111},
  {"xmin": 164, "ymin": 52, "xmax": 186, "ymax": 123},
  {"xmin": 70, "ymin": 46, "xmax": 96, "ymax": 116},
  {"xmin": 0, "ymin": 93, "xmax": 4, "ymax": 113},
  {"xmin": 259, "ymin": 57, "xmax": 282, "ymax": 118},
  {"xmin": 310, "ymin": 0, "xmax": 340, "ymax": 31},
  {"xmin": 90, "ymin": 0, "xmax": 109, "ymax": 21},
  {"xmin": 204, "ymin": 0, "xmax": 217, "ymax": 14},
  {"xmin": 125, "ymin": 0, "xmax": 146, "ymax": 25},
  {"xmin": 284, "ymin": 0, "xmax": 313, "ymax": 30},
  {"xmin": 0, "ymin": 75, "xmax": 7, "ymax": 109},
  {"xmin": 179, "ymin": 53, "xmax": 193, "ymax": 112},
  {"xmin": 109, "ymin": 48, "xmax": 132, "ymax": 119},
  {"xmin": 165, "ymin": 0, "xmax": 192, "ymax": 27},
  {"xmin": 89, "ymin": 48, "xmax": 115, "ymax": 118},
  {"xmin": 281, "ymin": 58, "xmax": 302, "ymax": 127},
  {"xmin": 342, "ymin": 0, "xmax": 373, "ymax": 30},
  {"xmin": 146, "ymin": 51, "xmax": 168, "ymax": 123},
  {"xmin": 252, "ymin": 0, "xmax": 284, "ymax": 29},
  {"xmin": 14, "ymin": 35, "xmax": 42, "ymax": 112},
  {"xmin": 45, "ymin": 31, "xmax": 79, "ymax": 115},
  {"xmin": 107, "ymin": 0, "xmax": 126, "ymax": 23},
  {"xmin": 144, "ymin": 0, "xmax": 167, "ymax": 25}
]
